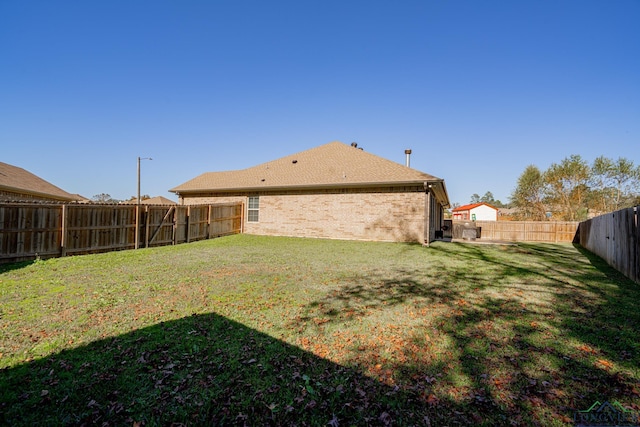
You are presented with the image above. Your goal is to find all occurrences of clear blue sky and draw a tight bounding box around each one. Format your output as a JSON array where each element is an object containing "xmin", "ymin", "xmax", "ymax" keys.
[{"xmin": 2, "ymin": 0, "xmax": 638, "ymax": 205}]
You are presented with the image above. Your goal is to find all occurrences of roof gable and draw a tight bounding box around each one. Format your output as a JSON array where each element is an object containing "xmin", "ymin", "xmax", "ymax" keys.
[
  {"xmin": 0, "ymin": 162, "xmax": 78, "ymax": 201},
  {"xmin": 171, "ymin": 141, "xmax": 442, "ymax": 193}
]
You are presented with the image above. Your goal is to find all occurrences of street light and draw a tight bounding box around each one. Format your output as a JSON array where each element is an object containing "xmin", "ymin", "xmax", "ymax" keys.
[
  {"xmin": 135, "ymin": 156, "xmax": 152, "ymax": 249},
  {"xmin": 137, "ymin": 156, "xmax": 152, "ymax": 205}
]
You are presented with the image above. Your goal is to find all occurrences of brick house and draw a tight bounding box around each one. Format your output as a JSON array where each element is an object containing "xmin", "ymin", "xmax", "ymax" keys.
[
  {"xmin": 452, "ymin": 202, "xmax": 498, "ymax": 221},
  {"xmin": 170, "ymin": 141, "xmax": 450, "ymax": 245},
  {"xmin": 0, "ymin": 162, "xmax": 81, "ymax": 202}
]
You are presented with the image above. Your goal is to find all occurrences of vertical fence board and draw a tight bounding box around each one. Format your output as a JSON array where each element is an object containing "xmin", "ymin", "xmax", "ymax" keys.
[
  {"xmin": 188, "ymin": 205, "xmax": 210, "ymax": 242},
  {"xmin": 64, "ymin": 205, "xmax": 138, "ymax": 255},
  {"xmin": 578, "ymin": 206, "xmax": 639, "ymax": 284},
  {"xmin": 175, "ymin": 207, "xmax": 188, "ymax": 244},
  {"xmin": 209, "ymin": 203, "xmax": 243, "ymax": 238},
  {"xmin": 636, "ymin": 206, "xmax": 640, "ymax": 283},
  {"xmin": 0, "ymin": 204, "xmax": 62, "ymax": 262},
  {"xmin": 636, "ymin": 207, "xmax": 640, "ymax": 283}
]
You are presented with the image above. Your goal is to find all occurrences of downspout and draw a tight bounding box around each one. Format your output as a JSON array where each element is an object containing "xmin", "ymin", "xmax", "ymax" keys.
[{"xmin": 424, "ymin": 181, "xmax": 431, "ymax": 246}]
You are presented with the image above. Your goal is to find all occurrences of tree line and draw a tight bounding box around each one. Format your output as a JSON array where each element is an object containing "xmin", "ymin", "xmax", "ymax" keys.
[
  {"xmin": 468, "ymin": 191, "xmax": 507, "ymax": 208},
  {"xmin": 510, "ymin": 155, "xmax": 640, "ymax": 221}
]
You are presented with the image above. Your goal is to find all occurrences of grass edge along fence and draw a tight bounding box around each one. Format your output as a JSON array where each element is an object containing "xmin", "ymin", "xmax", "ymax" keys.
[
  {"xmin": 577, "ymin": 205, "xmax": 639, "ymax": 284},
  {"xmin": 0, "ymin": 202, "xmax": 243, "ymax": 264}
]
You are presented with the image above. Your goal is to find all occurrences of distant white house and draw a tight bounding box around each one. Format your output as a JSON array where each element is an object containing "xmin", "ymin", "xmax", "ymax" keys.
[{"xmin": 452, "ymin": 202, "xmax": 498, "ymax": 221}]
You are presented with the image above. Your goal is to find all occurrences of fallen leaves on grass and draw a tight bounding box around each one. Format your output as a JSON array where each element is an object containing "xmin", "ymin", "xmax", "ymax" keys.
[
  {"xmin": 596, "ymin": 358, "xmax": 614, "ymax": 370},
  {"xmin": 577, "ymin": 344, "xmax": 599, "ymax": 354}
]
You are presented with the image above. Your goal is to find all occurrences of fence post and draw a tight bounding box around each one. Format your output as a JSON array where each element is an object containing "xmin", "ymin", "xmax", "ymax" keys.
[
  {"xmin": 172, "ymin": 207, "xmax": 177, "ymax": 246},
  {"xmin": 134, "ymin": 205, "xmax": 140, "ymax": 249},
  {"xmin": 186, "ymin": 205, "xmax": 191, "ymax": 243},
  {"xmin": 144, "ymin": 206, "xmax": 150, "ymax": 248},
  {"xmin": 207, "ymin": 205, "xmax": 211, "ymax": 240},
  {"xmin": 60, "ymin": 204, "xmax": 67, "ymax": 257}
]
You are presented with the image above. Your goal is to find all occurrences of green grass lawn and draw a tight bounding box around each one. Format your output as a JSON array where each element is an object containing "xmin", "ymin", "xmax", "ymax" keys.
[{"xmin": 1, "ymin": 234, "xmax": 639, "ymax": 426}]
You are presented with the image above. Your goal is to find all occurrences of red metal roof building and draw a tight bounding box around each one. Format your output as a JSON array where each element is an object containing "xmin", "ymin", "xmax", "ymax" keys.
[{"xmin": 452, "ymin": 202, "xmax": 498, "ymax": 221}]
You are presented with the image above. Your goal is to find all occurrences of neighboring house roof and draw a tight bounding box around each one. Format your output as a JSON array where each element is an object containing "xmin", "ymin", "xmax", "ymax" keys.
[
  {"xmin": 71, "ymin": 194, "xmax": 91, "ymax": 203},
  {"xmin": 121, "ymin": 196, "xmax": 178, "ymax": 205},
  {"xmin": 0, "ymin": 162, "xmax": 80, "ymax": 202},
  {"xmin": 452, "ymin": 202, "xmax": 498, "ymax": 212},
  {"xmin": 171, "ymin": 141, "xmax": 450, "ymax": 207},
  {"xmin": 141, "ymin": 196, "xmax": 177, "ymax": 205}
]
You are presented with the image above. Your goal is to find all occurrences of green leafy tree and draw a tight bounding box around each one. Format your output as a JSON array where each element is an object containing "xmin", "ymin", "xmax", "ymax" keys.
[
  {"xmin": 589, "ymin": 156, "xmax": 614, "ymax": 213},
  {"xmin": 511, "ymin": 154, "xmax": 639, "ymax": 221},
  {"xmin": 510, "ymin": 165, "xmax": 547, "ymax": 220},
  {"xmin": 480, "ymin": 191, "xmax": 506, "ymax": 207},
  {"xmin": 480, "ymin": 191, "xmax": 494, "ymax": 203},
  {"xmin": 543, "ymin": 155, "xmax": 590, "ymax": 221},
  {"xmin": 590, "ymin": 156, "xmax": 640, "ymax": 212}
]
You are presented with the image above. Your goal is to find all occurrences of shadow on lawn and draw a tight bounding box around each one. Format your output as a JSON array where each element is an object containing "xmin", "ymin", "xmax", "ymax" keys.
[
  {"xmin": 297, "ymin": 241, "xmax": 640, "ymax": 425},
  {"xmin": 0, "ymin": 312, "xmax": 435, "ymax": 426},
  {"xmin": 0, "ymin": 260, "xmax": 36, "ymax": 273}
]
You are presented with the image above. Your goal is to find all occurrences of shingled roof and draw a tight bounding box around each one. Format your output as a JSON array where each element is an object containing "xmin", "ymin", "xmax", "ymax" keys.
[
  {"xmin": 171, "ymin": 141, "xmax": 449, "ymax": 205},
  {"xmin": 0, "ymin": 162, "xmax": 79, "ymax": 202}
]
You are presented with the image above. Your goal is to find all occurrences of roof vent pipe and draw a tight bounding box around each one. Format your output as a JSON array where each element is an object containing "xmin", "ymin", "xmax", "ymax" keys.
[{"xmin": 404, "ymin": 149, "xmax": 412, "ymax": 167}]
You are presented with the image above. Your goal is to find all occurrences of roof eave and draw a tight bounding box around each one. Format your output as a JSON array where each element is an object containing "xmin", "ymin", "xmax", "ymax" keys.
[
  {"xmin": 171, "ymin": 180, "xmax": 433, "ymax": 195},
  {"xmin": 424, "ymin": 179, "xmax": 450, "ymax": 209},
  {"xmin": 0, "ymin": 185, "xmax": 77, "ymax": 202}
]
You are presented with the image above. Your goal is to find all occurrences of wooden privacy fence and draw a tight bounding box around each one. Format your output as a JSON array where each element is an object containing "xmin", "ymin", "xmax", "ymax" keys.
[
  {"xmin": 0, "ymin": 202, "xmax": 243, "ymax": 264},
  {"xmin": 451, "ymin": 220, "xmax": 580, "ymax": 242},
  {"xmin": 577, "ymin": 206, "xmax": 639, "ymax": 284}
]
